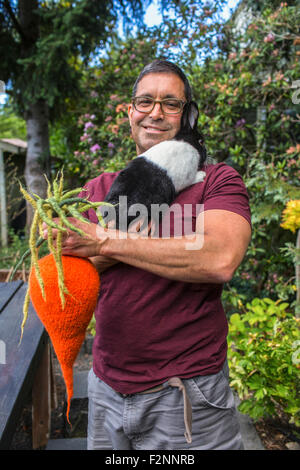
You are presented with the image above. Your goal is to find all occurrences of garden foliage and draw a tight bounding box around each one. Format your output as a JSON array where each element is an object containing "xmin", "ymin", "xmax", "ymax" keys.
[{"xmin": 228, "ymin": 297, "xmax": 300, "ymax": 425}]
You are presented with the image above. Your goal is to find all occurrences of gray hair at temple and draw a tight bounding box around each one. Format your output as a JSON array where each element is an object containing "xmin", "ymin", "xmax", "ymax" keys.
[{"xmin": 132, "ymin": 59, "xmax": 193, "ymax": 102}]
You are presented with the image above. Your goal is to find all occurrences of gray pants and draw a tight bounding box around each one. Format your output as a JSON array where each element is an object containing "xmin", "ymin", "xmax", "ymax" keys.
[{"xmin": 87, "ymin": 363, "xmax": 244, "ymax": 450}]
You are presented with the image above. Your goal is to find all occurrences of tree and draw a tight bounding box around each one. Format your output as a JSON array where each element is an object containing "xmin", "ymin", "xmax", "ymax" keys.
[{"xmin": 0, "ymin": 0, "xmax": 150, "ymax": 225}]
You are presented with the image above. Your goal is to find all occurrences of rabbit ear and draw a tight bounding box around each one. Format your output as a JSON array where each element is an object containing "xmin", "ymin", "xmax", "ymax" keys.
[
  {"xmin": 181, "ymin": 101, "xmax": 199, "ymax": 132},
  {"xmin": 188, "ymin": 101, "xmax": 199, "ymax": 130}
]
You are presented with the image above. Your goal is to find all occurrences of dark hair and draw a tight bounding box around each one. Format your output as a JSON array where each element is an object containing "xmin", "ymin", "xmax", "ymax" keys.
[{"xmin": 132, "ymin": 59, "xmax": 193, "ymax": 102}]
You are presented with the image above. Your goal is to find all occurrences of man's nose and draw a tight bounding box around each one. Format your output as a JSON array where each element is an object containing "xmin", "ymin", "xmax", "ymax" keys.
[{"xmin": 149, "ymin": 102, "xmax": 164, "ymax": 119}]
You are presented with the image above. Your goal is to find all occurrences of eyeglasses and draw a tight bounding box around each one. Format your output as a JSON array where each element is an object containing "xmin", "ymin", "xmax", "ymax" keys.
[{"xmin": 132, "ymin": 96, "xmax": 186, "ymax": 115}]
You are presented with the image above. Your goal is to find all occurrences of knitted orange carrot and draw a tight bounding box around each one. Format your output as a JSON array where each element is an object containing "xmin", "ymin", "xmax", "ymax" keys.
[
  {"xmin": 16, "ymin": 171, "xmax": 110, "ymax": 424},
  {"xmin": 29, "ymin": 253, "xmax": 100, "ymax": 423}
]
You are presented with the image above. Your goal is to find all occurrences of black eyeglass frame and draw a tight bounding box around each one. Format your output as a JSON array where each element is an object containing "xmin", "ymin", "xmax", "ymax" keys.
[{"xmin": 132, "ymin": 96, "xmax": 187, "ymax": 115}]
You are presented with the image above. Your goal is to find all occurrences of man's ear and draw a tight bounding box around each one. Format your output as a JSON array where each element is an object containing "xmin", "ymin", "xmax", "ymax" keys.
[{"xmin": 181, "ymin": 101, "xmax": 199, "ymax": 132}]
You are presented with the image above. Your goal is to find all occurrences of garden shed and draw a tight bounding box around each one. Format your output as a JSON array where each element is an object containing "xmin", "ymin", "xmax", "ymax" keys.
[{"xmin": 0, "ymin": 138, "xmax": 27, "ymax": 247}]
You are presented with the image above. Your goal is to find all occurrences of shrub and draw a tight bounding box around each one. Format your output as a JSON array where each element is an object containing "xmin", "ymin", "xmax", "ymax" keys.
[{"xmin": 228, "ymin": 297, "xmax": 300, "ymax": 426}]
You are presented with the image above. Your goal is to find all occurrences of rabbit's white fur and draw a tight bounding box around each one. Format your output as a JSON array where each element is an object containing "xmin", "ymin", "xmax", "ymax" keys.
[{"xmin": 142, "ymin": 140, "xmax": 206, "ymax": 193}]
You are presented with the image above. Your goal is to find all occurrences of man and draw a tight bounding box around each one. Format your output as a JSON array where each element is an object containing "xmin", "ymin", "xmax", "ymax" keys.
[{"xmin": 48, "ymin": 60, "xmax": 251, "ymax": 449}]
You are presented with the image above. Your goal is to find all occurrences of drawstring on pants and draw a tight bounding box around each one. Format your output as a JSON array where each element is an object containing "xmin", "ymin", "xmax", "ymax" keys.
[
  {"xmin": 119, "ymin": 376, "xmax": 193, "ymax": 444},
  {"xmin": 167, "ymin": 377, "xmax": 193, "ymax": 444}
]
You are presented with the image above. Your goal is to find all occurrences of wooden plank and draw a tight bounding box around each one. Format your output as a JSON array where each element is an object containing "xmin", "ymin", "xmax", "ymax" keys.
[
  {"xmin": 32, "ymin": 340, "xmax": 55, "ymax": 449},
  {"xmin": 50, "ymin": 349, "xmax": 58, "ymax": 411},
  {"xmin": 0, "ymin": 281, "xmax": 23, "ymax": 313},
  {"xmin": 0, "ymin": 148, "xmax": 8, "ymax": 247},
  {"xmin": 0, "ymin": 283, "xmax": 46, "ymax": 449}
]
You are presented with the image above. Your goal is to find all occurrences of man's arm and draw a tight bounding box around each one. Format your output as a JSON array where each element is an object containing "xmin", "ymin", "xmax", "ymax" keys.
[
  {"xmin": 88, "ymin": 219, "xmax": 151, "ymax": 274},
  {"xmin": 100, "ymin": 209, "xmax": 251, "ymax": 283},
  {"xmin": 89, "ymin": 255, "xmax": 119, "ymax": 274},
  {"xmin": 54, "ymin": 209, "xmax": 251, "ymax": 284}
]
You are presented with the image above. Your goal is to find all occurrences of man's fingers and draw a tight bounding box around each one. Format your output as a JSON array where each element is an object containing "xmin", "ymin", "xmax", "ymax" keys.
[
  {"xmin": 127, "ymin": 218, "xmax": 153, "ymax": 238},
  {"xmin": 138, "ymin": 221, "xmax": 152, "ymax": 237}
]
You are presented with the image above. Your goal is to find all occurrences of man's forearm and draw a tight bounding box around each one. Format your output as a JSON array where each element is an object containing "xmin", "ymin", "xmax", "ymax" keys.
[
  {"xmin": 54, "ymin": 210, "xmax": 250, "ymax": 283},
  {"xmin": 100, "ymin": 234, "xmax": 232, "ymax": 284},
  {"xmin": 89, "ymin": 255, "xmax": 119, "ymax": 274}
]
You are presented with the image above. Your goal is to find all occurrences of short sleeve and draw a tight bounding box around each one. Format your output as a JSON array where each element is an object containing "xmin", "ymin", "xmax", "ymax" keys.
[
  {"xmin": 77, "ymin": 172, "xmax": 118, "ymax": 224},
  {"xmin": 203, "ymin": 163, "xmax": 251, "ymax": 227}
]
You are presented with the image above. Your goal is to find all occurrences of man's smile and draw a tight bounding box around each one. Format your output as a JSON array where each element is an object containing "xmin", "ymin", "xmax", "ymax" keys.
[{"xmin": 142, "ymin": 124, "xmax": 169, "ymax": 134}]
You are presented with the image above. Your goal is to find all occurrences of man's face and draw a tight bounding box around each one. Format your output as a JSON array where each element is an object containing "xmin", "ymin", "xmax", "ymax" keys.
[{"xmin": 128, "ymin": 72, "xmax": 186, "ymax": 155}]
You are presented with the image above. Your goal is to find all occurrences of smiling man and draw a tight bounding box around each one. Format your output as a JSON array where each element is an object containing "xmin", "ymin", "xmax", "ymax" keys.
[
  {"xmin": 47, "ymin": 60, "xmax": 252, "ymax": 450},
  {"xmin": 128, "ymin": 71, "xmax": 186, "ymax": 154}
]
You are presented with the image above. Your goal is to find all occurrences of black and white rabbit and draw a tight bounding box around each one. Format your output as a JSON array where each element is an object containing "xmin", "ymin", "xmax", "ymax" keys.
[{"xmin": 102, "ymin": 101, "xmax": 207, "ymax": 230}]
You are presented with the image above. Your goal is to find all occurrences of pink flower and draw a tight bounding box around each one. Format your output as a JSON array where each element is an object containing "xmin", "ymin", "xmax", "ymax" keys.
[
  {"xmin": 264, "ymin": 33, "xmax": 275, "ymax": 43},
  {"xmin": 248, "ymin": 23, "xmax": 258, "ymax": 31},
  {"xmin": 262, "ymin": 76, "xmax": 272, "ymax": 87},
  {"xmin": 287, "ymin": 158, "xmax": 297, "ymax": 167},
  {"xmin": 241, "ymin": 272, "xmax": 251, "ymax": 280},
  {"xmin": 105, "ymin": 116, "xmax": 113, "ymax": 122},
  {"xmin": 275, "ymin": 72, "xmax": 284, "ymax": 81},
  {"xmin": 90, "ymin": 144, "xmax": 101, "ymax": 153},
  {"xmin": 286, "ymin": 146, "xmax": 296, "ymax": 154},
  {"xmin": 235, "ymin": 118, "xmax": 246, "ymax": 128},
  {"xmin": 84, "ymin": 121, "xmax": 94, "ymax": 130}
]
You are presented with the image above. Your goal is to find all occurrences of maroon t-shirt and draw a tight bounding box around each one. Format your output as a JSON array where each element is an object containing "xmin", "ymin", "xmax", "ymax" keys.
[{"xmin": 82, "ymin": 162, "xmax": 251, "ymax": 394}]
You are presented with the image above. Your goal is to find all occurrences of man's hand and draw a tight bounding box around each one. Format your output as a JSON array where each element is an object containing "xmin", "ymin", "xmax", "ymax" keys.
[
  {"xmin": 42, "ymin": 217, "xmax": 153, "ymax": 273},
  {"xmin": 42, "ymin": 217, "xmax": 111, "ymax": 258}
]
